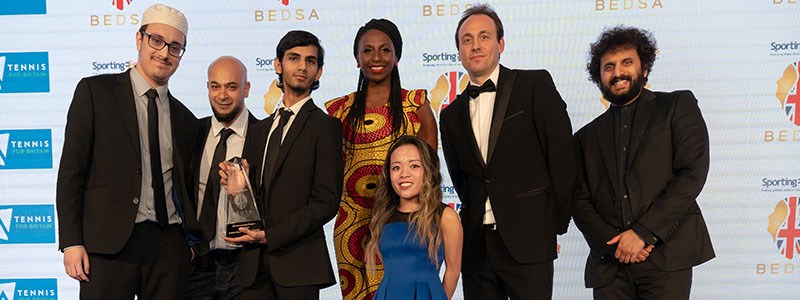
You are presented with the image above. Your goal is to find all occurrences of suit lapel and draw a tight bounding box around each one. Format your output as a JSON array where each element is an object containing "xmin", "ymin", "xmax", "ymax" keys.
[
  {"xmin": 255, "ymin": 117, "xmax": 275, "ymax": 187},
  {"xmin": 595, "ymin": 110, "xmax": 618, "ymax": 193},
  {"xmin": 266, "ymin": 100, "xmax": 314, "ymax": 187},
  {"xmin": 626, "ymin": 89, "xmax": 657, "ymax": 170},
  {"xmin": 114, "ymin": 70, "xmax": 141, "ymax": 158},
  {"xmin": 456, "ymin": 92, "xmax": 486, "ymax": 169},
  {"xmin": 487, "ymin": 65, "xmax": 514, "ymax": 164}
]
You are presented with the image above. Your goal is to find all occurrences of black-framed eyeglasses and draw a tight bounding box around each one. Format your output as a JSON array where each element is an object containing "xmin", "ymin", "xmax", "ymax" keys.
[{"xmin": 140, "ymin": 30, "xmax": 186, "ymax": 58}]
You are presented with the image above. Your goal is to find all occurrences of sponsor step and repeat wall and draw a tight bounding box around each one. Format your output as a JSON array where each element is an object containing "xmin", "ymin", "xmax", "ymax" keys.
[{"xmin": 0, "ymin": 0, "xmax": 798, "ymax": 299}]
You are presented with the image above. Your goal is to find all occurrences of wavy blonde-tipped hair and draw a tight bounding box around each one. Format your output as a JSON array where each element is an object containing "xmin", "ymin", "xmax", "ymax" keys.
[{"xmin": 366, "ymin": 136, "xmax": 445, "ymax": 271}]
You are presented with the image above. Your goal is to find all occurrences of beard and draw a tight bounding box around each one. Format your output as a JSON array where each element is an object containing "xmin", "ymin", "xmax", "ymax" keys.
[
  {"xmin": 601, "ymin": 72, "xmax": 646, "ymax": 106},
  {"xmin": 213, "ymin": 103, "xmax": 243, "ymax": 125}
]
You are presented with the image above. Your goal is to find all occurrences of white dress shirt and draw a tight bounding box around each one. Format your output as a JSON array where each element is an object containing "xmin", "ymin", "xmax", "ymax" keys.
[{"xmin": 468, "ymin": 64, "xmax": 501, "ymax": 225}]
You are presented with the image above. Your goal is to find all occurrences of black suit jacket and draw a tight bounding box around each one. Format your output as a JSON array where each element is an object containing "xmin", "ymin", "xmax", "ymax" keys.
[
  {"xmin": 57, "ymin": 70, "xmax": 201, "ymax": 254},
  {"xmin": 189, "ymin": 112, "xmax": 259, "ymax": 255},
  {"xmin": 573, "ymin": 89, "xmax": 715, "ymax": 288},
  {"xmin": 439, "ymin": 65, "xmax": 576, "ymax": 264},
  {"xmin": 236, "ymin": 100, "xmax": 342, "ymax": 288}
]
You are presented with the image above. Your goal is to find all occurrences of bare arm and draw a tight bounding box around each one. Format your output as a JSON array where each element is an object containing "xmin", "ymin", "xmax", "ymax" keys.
[
  {"xmin": 416, "ymin": 101, "xmax": 438, "ymax": 150},
  {"xmin": 441, "ymin": 207, "xmax": 462, "ymax": 299}
]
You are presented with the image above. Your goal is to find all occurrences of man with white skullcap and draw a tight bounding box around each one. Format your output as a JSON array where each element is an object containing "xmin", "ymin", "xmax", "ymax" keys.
[{"xmin": 57, "ymin": 3, "xmax": 203, "ymax": 299}]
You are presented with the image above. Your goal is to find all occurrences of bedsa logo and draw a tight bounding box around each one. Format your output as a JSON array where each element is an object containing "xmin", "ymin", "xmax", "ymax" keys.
[
  {"xmin": 0, "ymin": 129, "xmax": 52, "ymax": 170},
  {"xmin": 255, "ymin": 0, "xmax": 319, "ymax": 22},
  {"xmin": 0, "ymin": 0, "xmax": 46, "ymax": 15},
  {"xmin": 89, "ymin": 0, "xmax": 141, "ymax": 27},
  {"xmin": 91, "ymin": 60, "xmax": 132, "ymax": 74},
  {"xmin": 765, "ymin": 61, "xmax": 800, "ymax": 142},
  {"xmin": 0, "ymin": 279, "xmax": 58, "ymax": 300},
  {"xmin": 429, "ymin": 71, "xmax": 470, "ymax": 118},
  {"xmin": 772, "ymin": 0, "xmax": 799, "ymax": 4},
  {"xmin": 0, "ymin": 205, "xmax": 55, "ymax": 244},
  {"xmin": 758, "ymin": 196, "xmax": 800, "ymax": 275},
  {"xmin": 594, "ymin": 0, "xmax": 664, "ymax": 10},
  {"xmin": 0, "ymin": 52, "xmax": 50, "ymax": 94},
  {"xmin": 421, "ymin": 3, "xmax": 473, "ymax": 16},
  {"xmin": 422, "ymin": 52, "xmax": 459, "ymax": 67}
]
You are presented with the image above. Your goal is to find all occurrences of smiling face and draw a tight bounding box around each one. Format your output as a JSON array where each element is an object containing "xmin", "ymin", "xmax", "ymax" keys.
[
  {"xmin": 207, "ymin": 57, "xmax": 250, "ymax": 126},
  {"xmin": 135, "ymin": 23, "xmax": 185, "ymax": 87},
  {"xmin": 357, "ymin": 29, "xmax": 397, "ymax": 85},
  {"xmin": 599, "ymin": 46, "xmax": 647, "ymax": 106},
  {"xmin": 457, "ymin": 13, "xmax": 504, "ymax": 84},
  {"xmin": 389, "ymin": 144, "xmax": 424, "ymax": 204}
]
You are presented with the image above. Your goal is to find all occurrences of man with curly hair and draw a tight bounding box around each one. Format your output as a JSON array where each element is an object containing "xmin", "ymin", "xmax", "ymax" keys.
[{"xmin": 573, "ymin": 26, "xmax": 715, "ymax": 300}]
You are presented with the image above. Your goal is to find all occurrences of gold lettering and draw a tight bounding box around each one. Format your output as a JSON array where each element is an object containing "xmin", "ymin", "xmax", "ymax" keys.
[
  {"xmin": 757, "ymin": 263, "xmax": 766, "ymax": 274},
  {"xmin": 269, "ymin": 10, "xmax": 277, "ymax": 21},
  {"xmin": 765, "ymin": 131, "xmax": 774, "ymax": 142},
  {"xmin": 90, "ymin": 15, "xmax": 99, "ymax": 26},
  {"xmin": 596, "ymin": 0, "xmax": 605, "ymax": 10},
  {"xmin": 255, "ymin": 10, "xmax": 263, "ymax": 22},
  {"xmin": 653, "ymin": 0, "xmax": 664, "ymax": 8},
  {"xmin": 610, "ymin": 0, "xmax": 619, "ymax": 10},
  {"xmin": 309, "ymin": 9, "xmax": 319, "ymax": 20},
  {"xmin": 296, "ymin": 9, "xmax": 304, "ymax": 20},
  {"xmin": 771, "ymin": 263, "xmax": 780, "ymax": 274},
  {"xmin": 423, "ymin": 5, "xmax": 432, "ymax": 16},
  {"xmin": 103, "ymin": 15, "xmax": 112, "ymax": 26}
]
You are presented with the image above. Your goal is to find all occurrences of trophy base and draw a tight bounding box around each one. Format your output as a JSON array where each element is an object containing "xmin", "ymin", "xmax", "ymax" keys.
[{"xmin": 226, "ymin": 220, "xmax": 264, "ymax": 238}]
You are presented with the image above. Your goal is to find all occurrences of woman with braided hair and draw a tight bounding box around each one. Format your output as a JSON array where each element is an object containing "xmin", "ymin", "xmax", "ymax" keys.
[{"xmin": 325, "ymin": 18, "xmax": 438, "ymax": 300}]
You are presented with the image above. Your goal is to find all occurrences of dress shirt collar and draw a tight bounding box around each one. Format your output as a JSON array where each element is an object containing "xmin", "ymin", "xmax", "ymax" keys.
[
  {"xmin": 210, "ymin": 108, "xmax": 249, "ymax": 139},
  {"xmin": 130, "ymin": 66, "xmax": 168, "ymax": 103},
  {"xmin": 469, "ymin": 63, "xmax": 501, "ymax": 94}
]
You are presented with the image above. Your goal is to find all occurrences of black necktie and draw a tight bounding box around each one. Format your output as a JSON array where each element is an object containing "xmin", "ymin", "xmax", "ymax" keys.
[
  {"xmin": 146, "ymin": 89, "xmax": 168, "ymax": 226},
  {"xmin": 465, "ymin": 79, "xmax": 497, "ymax": 99},
  {"xmin": 200, "ymin": 128, "xmax": 234, "ymax": 237},
  {"xmin": 262, "ymin": 108, "xmax": 293, "ymax": 191}
]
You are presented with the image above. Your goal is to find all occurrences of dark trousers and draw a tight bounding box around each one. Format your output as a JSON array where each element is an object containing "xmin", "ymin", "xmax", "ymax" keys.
[
  {"xmin": 187, "ymin": 249, "xmax": 242, "ymax": 300},
  {"xmin": 80, "ymin": 222, "xmax": 192, "ymax": 300},
  {"xmin": 241, "ymin": 255, "xmax": 320, "ymax": 300},
  {"xmin": 462, "ymin": 228, "xmax": 554, "ymax": 300},
  {"xmin": 593, "ymin": 260, "xmax": 692, "ymax": 300}
]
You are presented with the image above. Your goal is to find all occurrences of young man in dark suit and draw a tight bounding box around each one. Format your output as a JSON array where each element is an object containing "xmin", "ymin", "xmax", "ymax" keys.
[
  {"xmin": 56, "ymin": 3, "xmax": 201, "ymax": 299},
  {"xmin": 222, "ymin": 30, "xmax": 342, "ymax": 300},
  {"xmin": 439, "ymin": 3, "xmax": 576, "ymax": 299},
  {"xmin": 187, "ymin": 55, "xmax": 259, "ymax": 299},
  {"xmin": 573, "ymin": 26, "xmax": 715, "ymax": 300}
]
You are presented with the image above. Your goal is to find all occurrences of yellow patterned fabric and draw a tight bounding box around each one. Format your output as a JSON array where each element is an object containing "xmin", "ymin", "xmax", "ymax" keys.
[{"xmin": 325, "ymin": 89, "xmax": 427, "ymax": 300}]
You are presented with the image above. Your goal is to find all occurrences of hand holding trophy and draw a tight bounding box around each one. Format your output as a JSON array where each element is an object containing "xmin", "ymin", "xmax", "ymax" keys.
[{"xmin": 222, "ymin": 157, "xmax": 264, "ymax": 238}]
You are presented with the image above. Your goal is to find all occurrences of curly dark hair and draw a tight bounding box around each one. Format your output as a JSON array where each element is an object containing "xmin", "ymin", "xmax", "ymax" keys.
[{"xmin": 587, "ymin": 26, "xmax": 657, "ymax": 85}]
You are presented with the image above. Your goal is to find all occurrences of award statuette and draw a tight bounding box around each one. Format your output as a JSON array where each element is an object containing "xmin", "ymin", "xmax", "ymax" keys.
[{"xmin": 223, "ymin": 157, "xmax": 263, "ymax": 237}]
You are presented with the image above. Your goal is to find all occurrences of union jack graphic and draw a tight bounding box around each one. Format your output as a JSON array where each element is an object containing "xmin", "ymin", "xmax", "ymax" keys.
[
  {"xmin": 776, "ymin": 196, "xmax": 800, "ymax": 259},
  {"xmin": 783, "ymin": 61, "xmax": 799, "ymax": 126},
  {"xmin": 430, "ymin": 71, "xmax": 469, "ymax": 118},
  {"xmin": 111, "ymin": 0, "xmax": 132, "ymax": 11}
]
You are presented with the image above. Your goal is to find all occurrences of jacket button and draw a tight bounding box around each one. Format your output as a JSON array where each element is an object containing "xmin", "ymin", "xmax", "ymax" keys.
[
  {"xmin": 485, "ymin": 179, "xmax": 490, "ymax": 184},
  {"xmin": 132, "ymin": 197, "xmax": 140, "ymax": 204}
]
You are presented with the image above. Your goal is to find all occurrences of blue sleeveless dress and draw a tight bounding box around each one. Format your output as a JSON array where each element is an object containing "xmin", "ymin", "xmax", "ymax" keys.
[{"xmin": 374, "ymin": 210, "xmax": 447, "ymax": 300}]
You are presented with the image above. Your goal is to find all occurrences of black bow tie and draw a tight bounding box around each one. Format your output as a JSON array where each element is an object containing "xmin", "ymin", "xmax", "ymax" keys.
[{"xmin": 465, "ymin": 79, "xmax": 497, "ymax": 99}]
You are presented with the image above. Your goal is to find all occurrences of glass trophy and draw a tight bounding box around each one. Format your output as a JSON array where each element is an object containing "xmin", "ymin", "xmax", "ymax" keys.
[{"xmin": 222, "ymin": 157, "xmax": 264, "ymax": 237}]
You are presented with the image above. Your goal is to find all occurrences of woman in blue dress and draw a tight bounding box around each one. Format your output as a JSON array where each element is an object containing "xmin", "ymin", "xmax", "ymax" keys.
[{"xmin": 366, "ymin": 136, "xmax": 463, "ymax": 299}]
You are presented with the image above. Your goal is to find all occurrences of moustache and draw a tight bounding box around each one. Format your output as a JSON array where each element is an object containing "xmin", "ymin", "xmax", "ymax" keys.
[{"xmin": 610, "ymin": 75, "xmax": 632, "ymax": 85}]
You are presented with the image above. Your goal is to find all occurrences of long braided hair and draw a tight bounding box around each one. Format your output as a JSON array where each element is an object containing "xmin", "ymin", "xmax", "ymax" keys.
[{"xmin": 344, "ymin": 19, "xmax": 407, "ymax": 153}]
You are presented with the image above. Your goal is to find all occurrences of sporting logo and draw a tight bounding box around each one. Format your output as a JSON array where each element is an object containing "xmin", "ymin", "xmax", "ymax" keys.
[{"xmin": 0, "ymin": 205, "xmax": 55, "ymax": 244}]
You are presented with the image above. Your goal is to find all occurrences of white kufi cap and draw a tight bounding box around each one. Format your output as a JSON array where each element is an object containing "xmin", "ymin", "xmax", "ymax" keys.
[{"xmin": 141, "ymin": 3, "xmax": 188, "ymax": 36}]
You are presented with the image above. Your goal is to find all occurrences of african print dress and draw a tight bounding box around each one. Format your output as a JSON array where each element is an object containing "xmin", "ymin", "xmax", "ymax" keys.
[{"xmin": 325, "ymin": 89, "xmax": 427, "ymax": 300}]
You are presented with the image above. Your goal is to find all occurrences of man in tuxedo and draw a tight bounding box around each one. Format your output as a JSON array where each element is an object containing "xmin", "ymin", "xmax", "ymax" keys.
[
  {"xmin": 573, "ymin": 26, "xmax": 715, "ymax": 300},
  {"xmin": 56, "ymin": 4, "xmax": 201, "ymax": 299},
  {"xmin": 222, "ymin": 30, "xmax": 342, "ymax": 300},
  {"xmin": 439, "ymin": 4, "xmax": 575, "ymax": 299},
  {"xmin": 188, "ymin": 56, "xmax": 259, "ymax": 299}
]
